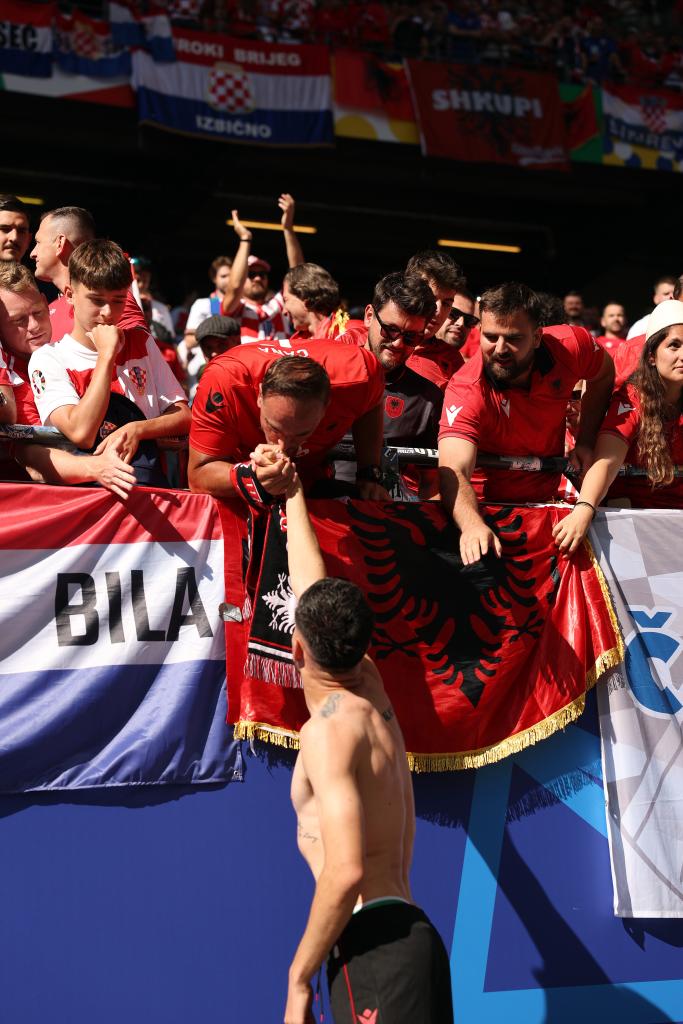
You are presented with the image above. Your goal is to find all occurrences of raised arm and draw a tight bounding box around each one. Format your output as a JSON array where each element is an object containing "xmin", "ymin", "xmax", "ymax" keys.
[
  {"xmin": 439, "ymin": 435, "xmax": 502, "ymax": 565},
  {"xmin": 279, "ymin": 193, "xmax": 304, "ymax": 269},
  {"xmin": 285, "ymin": 475, "xmax": 327, "ymax": 598},
  {"xmin": 220, "ymin": 210, "xmax": 252, "ymax": 316}
]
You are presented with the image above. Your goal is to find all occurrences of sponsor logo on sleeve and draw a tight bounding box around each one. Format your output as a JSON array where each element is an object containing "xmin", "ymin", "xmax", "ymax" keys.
[{"xmin": 445, "ymin": 404, "xmax": 462, "ymax": 426}]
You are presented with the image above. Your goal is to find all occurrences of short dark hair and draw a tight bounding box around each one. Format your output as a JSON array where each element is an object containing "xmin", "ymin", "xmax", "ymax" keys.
[
  {"xmin": 284, "ymin": 263, "xmax": 340, "ymax": 315},
  {"xmin": 210, "ymin": 255, "xmax": 232, "ymax": 280},
  {"xmin": 479, "ymin": 282, "xmax": 545, "ymax": 329},
  {"xmin": 295, "ymin": 577, "xmax": 374, "ymax": 670},
  {"xmin": 69, "ymin": 239, "xmax": 132, "ymax": 291},
  {"xmin": 261, "ymin": 355, "xmax": 330, "ymax": 405},
  {"xmin": 405, "ymin": 250, "xmax": 463, "ymax": 291},
  {"xmin": 535, "ymin": 291, "xmax": 566, "ymax": 326},
  {"xmin": 0, "ymin": 194, "xmax": 29, "ymax": 220},
  {"xmin": 654, "ymin": 275, "xmax": 677, "ymax": 291},
  {"xmin": 674, "ymin": 275, "xmax": 683, "ymax": 301},
  {"xmin": 372, "ymin": 271, "xmax": 436, "ymax": 321},
  {"xmin": 41, "ymin": 206, "xmax": 95, "ymax": 245}
]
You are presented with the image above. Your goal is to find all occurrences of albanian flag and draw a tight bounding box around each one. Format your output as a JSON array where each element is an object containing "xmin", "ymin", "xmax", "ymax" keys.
[{"xmin": 220, "ymin": 499, "xmax": 621, "ymax": 770}]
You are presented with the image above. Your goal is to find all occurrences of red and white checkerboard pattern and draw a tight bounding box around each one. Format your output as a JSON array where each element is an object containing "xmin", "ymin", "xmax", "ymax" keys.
[
  {"xmin": 72, "ymin": 23, "xmax": 104, "ymax": 59},
  {"xmin": 640, "ymin": 99, "xmax": 668, "ymax": 135},
  {"xmin": 207, "ymin": 67, "xmax": 255, "ymax": 115}
]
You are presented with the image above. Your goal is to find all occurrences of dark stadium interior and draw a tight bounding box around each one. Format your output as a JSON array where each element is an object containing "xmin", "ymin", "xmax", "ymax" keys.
[{"xmin": 2, "ymin": 86, "xmax": 680, "ymax": 320}]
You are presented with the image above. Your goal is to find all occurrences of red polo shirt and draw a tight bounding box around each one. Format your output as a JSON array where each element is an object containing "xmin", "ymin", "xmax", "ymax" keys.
[
  {"xmin": 613, "ymin": 334, "xmax": 645, "ymax": 387},
  {"xmin": 190, "ymin": 340, "xmax": 384, "ymax": 489},
  {"xmin": 407, "ymin": 340, "xmax": 464, "ymax": 392},
  {"xmin": 438, "ymin": 325, "xmax": 604, "ymax": 503}
]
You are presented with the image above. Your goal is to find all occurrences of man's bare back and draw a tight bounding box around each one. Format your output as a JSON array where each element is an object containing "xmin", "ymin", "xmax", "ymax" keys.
[
  {"xmin": 291, "ymin": 656, "xmax": 415, "ymax": 906},
  {"xmin": 282, "ymin": 476, "xmax": 452, "ymax": 1024}
]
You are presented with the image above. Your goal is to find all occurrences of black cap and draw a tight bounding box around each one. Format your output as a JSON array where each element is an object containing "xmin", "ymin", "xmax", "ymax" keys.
[{"xmin": 195, "ymin": 315, "xmax": 241, "ymax": 342}]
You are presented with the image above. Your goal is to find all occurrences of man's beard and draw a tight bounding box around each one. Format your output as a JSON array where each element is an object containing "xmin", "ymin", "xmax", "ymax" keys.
[{"xmin": 483, "ymin": 350, "xmax": 535, "ymax": 390}]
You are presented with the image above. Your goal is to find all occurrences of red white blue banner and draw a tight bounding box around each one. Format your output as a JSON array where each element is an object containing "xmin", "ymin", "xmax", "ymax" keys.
[
  {"xmin": 0, "ymin": 484, "xmax": 240, "ymax": 791},
  {"xmin": 55, "ymin": 11, "xmax": 131, "ymax": 79},
  {"xmin": 131, "ymin": 28, "xmax": 333, "ymax": 146},
  {"xmin": 0, "ymin": 1, "xmax": 54, "ymax": 77}
]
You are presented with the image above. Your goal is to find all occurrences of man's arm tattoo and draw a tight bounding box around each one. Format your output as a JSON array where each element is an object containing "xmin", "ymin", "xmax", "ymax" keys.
[
  {"xmin": 320, "ymin": 693, "xmax": 342, "ymax": 718},
  {"xmin": 381, "ymin": 705, "xmax": 394, "ymax": 722}
]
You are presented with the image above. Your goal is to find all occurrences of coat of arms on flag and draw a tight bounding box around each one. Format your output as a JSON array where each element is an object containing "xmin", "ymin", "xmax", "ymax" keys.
[
  {"xmin": 207, "ymin": 63, "xmax": 255, "ymax": 115},
  {"xmin": 129, "ymin": 366, "xmax": 147, "ymax": 395}
]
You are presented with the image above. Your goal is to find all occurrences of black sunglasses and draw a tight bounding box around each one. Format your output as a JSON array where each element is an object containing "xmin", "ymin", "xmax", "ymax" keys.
[
  {"xmin": 448, "ymin": 307, "xmax": 480, "ymax": 329},
  {"xmin": 247, "ymin": 269, "xmax": 268, "ymax": 279},
  {"xmin": 372, "ymin": 306, "xmax": 424, "ymax": 347}
]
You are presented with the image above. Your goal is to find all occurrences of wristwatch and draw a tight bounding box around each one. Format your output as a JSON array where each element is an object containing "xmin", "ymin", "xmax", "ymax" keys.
[{"xmin": 356, "ymin": 464, "xmax": 383, "ymax": 483}]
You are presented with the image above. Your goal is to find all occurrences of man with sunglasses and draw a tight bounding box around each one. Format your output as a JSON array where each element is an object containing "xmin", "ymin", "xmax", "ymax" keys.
[
  {"xmin": 409, "ymin": 287, "xmax": 479, "ymax": 391},
  {"xmin": 334, "ymin": 272, "xmax": 443, "ymax": 499},
  {"xmin": 220, "ymin": 194, "xmax": 304, "ymax": 342},
  {"xmin": 401, "ymin": 250, "xmax": 469, "ymax": 392}
]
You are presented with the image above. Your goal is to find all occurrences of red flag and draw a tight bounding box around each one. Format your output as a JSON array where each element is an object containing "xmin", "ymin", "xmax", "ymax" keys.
[
  {"xmin": 406, "ymin": 60, "xmax": 568, "ymax": 169},
  {"xmin": 221, "ymin": 500, "xmax": 621, "ymax": 770},
  {"xmin": 563, "ymin": 85, "xmax": 599, "ymax": 152},
  {"xmin": 334, "ymin": 50, "xmax": 415, "ymax": 122}
]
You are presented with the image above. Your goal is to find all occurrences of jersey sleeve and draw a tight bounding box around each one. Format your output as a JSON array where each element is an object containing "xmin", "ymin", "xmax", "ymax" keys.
[
  {"xmin": 568, "ymin": 326, "xmax": 606, "ymax": 380},
  {"xmin": 261, "ymin": 291, "xmax": 285, "ymax": 319},
  {"xmin": 190, "ymin": 362, "xmax": 241, "ymax": 459},
  {"xmin": 27, "ymin": 346, "xmax": 80, "ymax": 425},
  {"xmin": 599, "ymin": 387, "xmax": 640, "ymax": 446},
  {"xmin": 0, "ymin": 345, "xmax": 21, "ymax": 387},
  {"xmin": 186, "ymin": 298, "xmax": 210, "ymax": 332},
  {"xmin": 117, "ymin": 287, "xmax": 147, "ymax": 332},
  {"xmin": 144, "ymin": 336, "xmax": 187, "ymax": 411},
  {"xmin": 438, "ymin": 373, "xmax": 482, "ymax": 445},
  {"xmin": 361, "ymin": 348, "xmax": 386, "ymax": 410}
]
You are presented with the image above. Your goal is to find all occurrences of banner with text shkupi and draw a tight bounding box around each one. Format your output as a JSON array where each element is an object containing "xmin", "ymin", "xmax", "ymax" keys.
[{"xmin": 406, "ymin": 60, "xmax": 568, "ymax": 169}]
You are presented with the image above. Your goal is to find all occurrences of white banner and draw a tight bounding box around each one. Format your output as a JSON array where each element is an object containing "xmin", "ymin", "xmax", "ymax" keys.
[{"xmin": 591, "ymin": 509, "xmax": 683, "ymax": 917}]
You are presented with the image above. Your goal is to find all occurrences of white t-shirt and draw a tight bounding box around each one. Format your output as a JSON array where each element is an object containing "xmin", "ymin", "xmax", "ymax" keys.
[
  {"xmin": 28, "ymin": 329, "xmax": 186, "ymax": 427},
  {"xmin": 186, "ymin": 295, "xmax": 222, "ymax": 333}
]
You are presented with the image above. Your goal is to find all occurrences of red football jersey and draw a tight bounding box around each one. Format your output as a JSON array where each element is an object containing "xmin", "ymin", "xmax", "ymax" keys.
[
  {"xmin": 599, "ymin": 383, "xmax": 683, "ymax": 507},
  {"xmin": 190, "ymin": 340, "xmax": 384, "ymax": 488},
  {"xmin": 49, "ymin": 287, "xmax": 146, "ymax": 344},
  {"xmin": 613, "ymin": 334, "xmax": 644, "ymax": 387},
  {"xmin": 5, "ymin": 352, "xmax": 40, "ymax": 425},
  {"xmin": 438, "ymin": 325, "xmax": 604, "ymax": 503},
  {"xmin": 407, "ymin": 340, "xmax": 464, "ymax": 392}
]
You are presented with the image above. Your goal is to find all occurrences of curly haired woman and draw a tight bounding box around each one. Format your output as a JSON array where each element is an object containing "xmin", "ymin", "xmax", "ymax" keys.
[{"xmin": 554, "ymin": 299, "xmax": 683, "ymax": 554}]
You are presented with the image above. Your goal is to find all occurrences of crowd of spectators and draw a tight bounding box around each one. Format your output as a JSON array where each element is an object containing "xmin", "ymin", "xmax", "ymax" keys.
[
  {"xmin": 51, "ymin": 0, "xmax": 682, "ymax": 87},
  {"xmin": 1, "ymin": 189, "xmax": 682, "ymax": 562}
]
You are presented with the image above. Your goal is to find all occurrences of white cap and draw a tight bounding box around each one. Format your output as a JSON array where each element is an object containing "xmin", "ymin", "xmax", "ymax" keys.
[{"xmin": 645, "ymin": 299, "xmax": 683, "ymax": 341}]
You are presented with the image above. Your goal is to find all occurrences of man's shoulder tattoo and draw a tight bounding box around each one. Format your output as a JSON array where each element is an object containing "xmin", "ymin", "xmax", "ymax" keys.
[
  {"xmin": 320, "ymin": 693, "xmax": 343, "ymax": 718},
  {"xmin": 381, "ymin": 705, "xmax": 395, "ymax": 722}
]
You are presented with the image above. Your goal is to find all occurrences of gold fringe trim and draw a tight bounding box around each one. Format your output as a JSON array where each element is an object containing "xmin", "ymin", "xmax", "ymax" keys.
[
  {"xmin": 233, "ymin": 720, "xmax": 300, "ymax": 750},
  {"xmin": 582, "ymin": 535, "xmax": 626, "ymax": 686},
  {"xmin": 236, "ymin": 545, "xmax": 626, "ymax": 771},
  {"xmin": 330, "ymin": 308, "xmax": 350, "ymax": 337}
]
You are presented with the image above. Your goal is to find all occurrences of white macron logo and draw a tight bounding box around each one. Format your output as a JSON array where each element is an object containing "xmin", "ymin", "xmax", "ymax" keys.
[
  {"xmin": 618, "ymin": 403, "xmax": 634, "ymax": 416},
  {"xmin": 501, "ymin": 398, "xmax": 511, "ymax": 417},
  {"xmin": 446, "ymin": 404, "xmax": 462, "ymax": 426}
]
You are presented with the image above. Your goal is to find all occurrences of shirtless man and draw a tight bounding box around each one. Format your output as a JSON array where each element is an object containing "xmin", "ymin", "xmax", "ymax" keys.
[{"xmin": 283, "ymin": 471, "xmax": 453, "ymax": 1024}]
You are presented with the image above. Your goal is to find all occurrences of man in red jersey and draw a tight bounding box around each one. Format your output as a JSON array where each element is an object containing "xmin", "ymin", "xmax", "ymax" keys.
[
  {"xmin": 188, "ymin": 341, "xmax": 387, "ymax": 500},
  {"xmin": 31, "ymin": 205, "xmax": 146, "ymax": 341},
  {"xmin": 594, "ymin": 302, "xmax": 628, "ymax": 353},
  {"xmin": 438, "ymin": 282, "xmax": 614, "ymax": 564},
  {"xmin": 408, "ymin": 284, "xmax": 479, "ymax": 391},
  {"xmin": 403, "ymin": 250, "xmax": 465, "ymax": 390}
]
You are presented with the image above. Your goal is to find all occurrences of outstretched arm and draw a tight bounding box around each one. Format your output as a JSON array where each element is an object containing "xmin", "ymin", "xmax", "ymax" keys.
[
  {"xmin": 279, "ymin": 193, "xmax": 304, "ymax": 269},
  {"xmin": 0, "ymin": 384, "xmax": 16, "ymax": 423},
  {"xmin": 285, "ymin": 475, "xmax": 327, "ymax": 598},
  {"xmin": 221, "ymin": 209, "xmax": 252, "ymax": 315},
  {"xmin": 439, "ymin": 435, "xmax": 502, "ymax": 564}
]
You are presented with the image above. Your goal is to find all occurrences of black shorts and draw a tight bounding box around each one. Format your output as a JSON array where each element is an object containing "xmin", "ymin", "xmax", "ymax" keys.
[{"xmin": 327, "ymin": 902, "xmax": 454, "ymax": 1024}]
